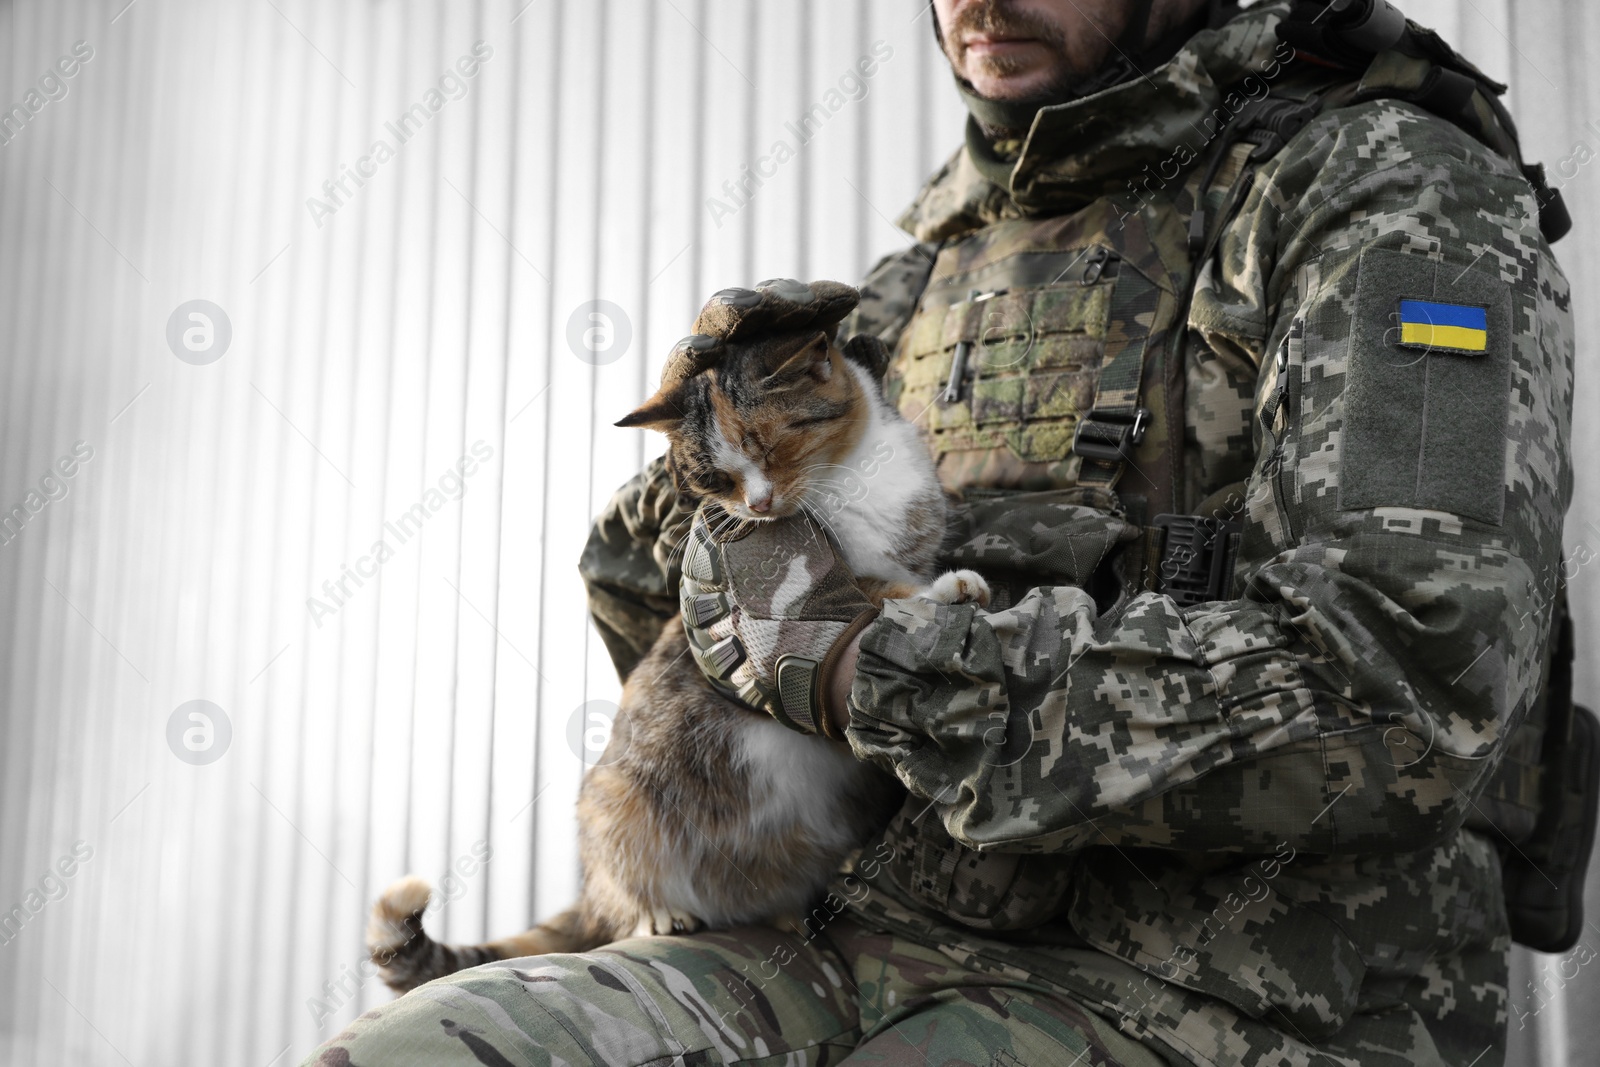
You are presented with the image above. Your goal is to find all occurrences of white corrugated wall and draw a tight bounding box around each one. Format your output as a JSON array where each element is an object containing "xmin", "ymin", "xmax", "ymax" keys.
[{"xmin": 0, "ymin": 1, "xmax": 1592, "ymax": 1064}]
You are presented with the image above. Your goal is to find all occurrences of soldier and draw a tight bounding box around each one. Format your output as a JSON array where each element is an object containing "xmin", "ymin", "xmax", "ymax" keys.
[{"xmin": 310, "ymin": 0, "xmax": 1578, "ymax": 1064}]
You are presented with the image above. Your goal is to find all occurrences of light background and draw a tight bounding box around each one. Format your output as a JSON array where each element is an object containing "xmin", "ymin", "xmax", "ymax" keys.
[{"xmin": 0, "ymin": 1, "xmax": 1594, "ymax": 1064}]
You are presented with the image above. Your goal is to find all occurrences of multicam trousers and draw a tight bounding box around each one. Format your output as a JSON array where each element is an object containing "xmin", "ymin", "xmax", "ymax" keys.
[{"xmin": 302, "ymin": 916, "xmax": 1171, "ymax": 1067}]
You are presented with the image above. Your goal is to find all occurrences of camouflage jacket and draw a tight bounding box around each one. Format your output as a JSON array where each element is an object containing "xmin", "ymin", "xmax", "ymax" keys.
[{"xmin": 579, "ymin": 5, "xmax": 1574, "ymax": 1065}]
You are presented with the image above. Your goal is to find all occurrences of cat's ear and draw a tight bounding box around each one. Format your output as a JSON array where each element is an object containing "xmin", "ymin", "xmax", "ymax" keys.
[
  {"xmin": 766, "ymin": 331, "xmax": 834, "ymax": 385},
  {"xmin": 616, "ymin": 388, "xmax": 686, "ymax": 431}
]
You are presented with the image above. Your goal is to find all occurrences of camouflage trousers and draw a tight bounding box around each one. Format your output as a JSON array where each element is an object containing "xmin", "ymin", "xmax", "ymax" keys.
[{"xmin": 303, "ymin": 916, "xmax": 1171, "ymax": 1067}]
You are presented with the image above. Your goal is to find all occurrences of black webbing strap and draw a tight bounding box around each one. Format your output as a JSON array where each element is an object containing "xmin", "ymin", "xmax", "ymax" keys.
[{"xmin": 1072, "ymin": 267, "xmax": 1160, "ymax": 488}]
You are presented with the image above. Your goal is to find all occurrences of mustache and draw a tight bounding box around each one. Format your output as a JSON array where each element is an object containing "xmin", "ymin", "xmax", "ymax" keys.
[{"xmin": 945, "ymin": 0, "xmax": 1069, "ymax": 53}]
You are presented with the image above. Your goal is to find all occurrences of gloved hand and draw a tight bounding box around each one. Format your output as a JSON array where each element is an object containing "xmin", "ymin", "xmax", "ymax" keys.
[{"xmin": 679, "ymin": 501, "xmax": 879, "ymax": 739}]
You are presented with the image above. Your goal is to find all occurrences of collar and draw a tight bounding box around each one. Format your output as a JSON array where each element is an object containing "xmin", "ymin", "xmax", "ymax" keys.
[{"xmin": 899, "ymin": 2, "xmax": 1299, "ymax": 242}]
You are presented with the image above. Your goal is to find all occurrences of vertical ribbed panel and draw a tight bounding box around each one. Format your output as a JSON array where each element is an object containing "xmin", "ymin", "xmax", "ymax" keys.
[
  {"xmin": 0, "ymin": 1, "xmax": 957, "ymax": 1063},
  {"xmin": 0, "ymin": 3, "xmax": 1593, "ymax": 1065}
]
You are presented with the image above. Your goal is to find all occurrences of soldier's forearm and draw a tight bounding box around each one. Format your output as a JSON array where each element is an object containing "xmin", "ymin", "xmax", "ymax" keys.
[{"xmin": 844, "ymin": 537, "xmax": 1540, "ymax": 857}]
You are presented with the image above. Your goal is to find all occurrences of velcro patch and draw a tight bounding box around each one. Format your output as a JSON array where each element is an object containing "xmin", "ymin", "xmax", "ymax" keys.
[{"xmin": 1338, "ymin": 247, "xmax": 1514, "ymax": 526}]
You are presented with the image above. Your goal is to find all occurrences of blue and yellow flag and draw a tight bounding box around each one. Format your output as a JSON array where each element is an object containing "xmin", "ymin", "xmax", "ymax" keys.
[{"xmin": 1397, "ymin": 299, "xmax": 1488, "ymax": 353}]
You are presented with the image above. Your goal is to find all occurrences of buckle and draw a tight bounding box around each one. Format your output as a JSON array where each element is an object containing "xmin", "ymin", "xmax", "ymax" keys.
[
  {"xmin": 1240, "ymin": 97, "xmax": 1322, "ymax": 161},
  {"xmin": 1153, "ymin": 514, "xmax": 1241, "ymax": 608},
  {"xmin": 1072, "ymin": 408, "xmax": 1150, "ymax": 464}
]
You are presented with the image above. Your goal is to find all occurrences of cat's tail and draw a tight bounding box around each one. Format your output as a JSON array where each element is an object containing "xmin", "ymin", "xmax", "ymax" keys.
[{"xmin": 367, "ymin": 875, "xmax": 607, "ymax": 994}]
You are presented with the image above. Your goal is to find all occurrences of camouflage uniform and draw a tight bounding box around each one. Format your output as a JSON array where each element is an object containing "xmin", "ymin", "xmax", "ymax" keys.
[
  {"xmin": 311, "ymin": 916, "xmax": 1168, "ymax": 1066},
  {"xmin": 309, "ymin": 3, "xmax": 1573, "ymax": 1065}
]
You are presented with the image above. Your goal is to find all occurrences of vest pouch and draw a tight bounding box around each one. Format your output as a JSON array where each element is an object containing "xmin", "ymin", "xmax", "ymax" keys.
[
  {"xmin": 1474, "ymin": 595, "xmax": 1600, "ymax": 952},
  {"xmin": 1501, "ymin": 703, "xmax": 1600, "ymax": 953},
  {"xmin": 890, "ymin": 205, "xmax": 1181, "ymax": 503},
  {"xmin": 894, "ymin": 228, "xmax": 1146, "ymax": 492},
  {"xmin": 965, "ymin": 283, "xmax": 1112, "ymax": 438},
  {"xmin": 899, "ymin": 273, "xmax": 1115, "ymax": 458}
]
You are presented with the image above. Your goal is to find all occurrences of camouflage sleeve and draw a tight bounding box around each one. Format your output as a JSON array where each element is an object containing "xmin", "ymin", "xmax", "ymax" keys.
[
  {"xmin": 846, "ymin": 101, "xmax": 1575, "ymax": 856},
  {"xmin": 578, "ymin": 455, "xmax": 698, "ymax": 680},
  {"xmin": 837, "ymin": 241, "xmax": 940, "ymax": 347}
]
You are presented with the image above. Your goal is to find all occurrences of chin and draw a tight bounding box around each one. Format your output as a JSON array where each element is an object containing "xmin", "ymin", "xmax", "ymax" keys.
[
  {"xmin": 970, "ymin": 73, "xmax": 1057, "ymax": 102},
  {"xmin": 963, "ymin": 59, "xmax": 1070, "ymax": 103}
]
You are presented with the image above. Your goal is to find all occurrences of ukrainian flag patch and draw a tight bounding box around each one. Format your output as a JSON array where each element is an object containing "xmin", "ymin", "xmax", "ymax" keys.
[{"xmin": 1396, "ymin": 299, "xmax": 1489, "ymax": 354}]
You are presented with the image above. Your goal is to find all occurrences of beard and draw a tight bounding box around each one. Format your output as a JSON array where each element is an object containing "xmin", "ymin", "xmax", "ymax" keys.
[{"xmin": 942, "ymin": 0, "xmax": 1126, "ymax": 115}]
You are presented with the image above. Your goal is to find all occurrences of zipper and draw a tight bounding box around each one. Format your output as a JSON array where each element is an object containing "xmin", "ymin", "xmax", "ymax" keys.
[{"xmin": 1267, "ymin": 317, "xmax": 1304, "ymax": 543}]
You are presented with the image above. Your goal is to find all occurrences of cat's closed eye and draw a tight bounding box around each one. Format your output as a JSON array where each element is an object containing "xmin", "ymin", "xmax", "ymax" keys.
[
  {"xmin": 788, "ymin": 414, "xmax": 836, "ymax": 429},
  {"xmin": 695, "ymin": 471, "xmax": 735, "ymax": 495}
]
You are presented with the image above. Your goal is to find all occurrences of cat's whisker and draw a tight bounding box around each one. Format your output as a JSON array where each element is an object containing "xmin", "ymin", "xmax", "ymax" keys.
[
  {"xmin": 665, "ymin": 539, "xmax": 691, "ymax": 569},
  {"xmin": 661, "ymin": 513, "xmax": 698, "ymax": 563},
  {"xmin": 794, "ymin": 461, "xmax": 877, "ymax": 476},
  {"xmin": 663, "ymin": 509, "xmax": 716, "ymax": 570},
  {"xmin": 798, "ymin": 500, "xmax": 846, "ymax": 546}
]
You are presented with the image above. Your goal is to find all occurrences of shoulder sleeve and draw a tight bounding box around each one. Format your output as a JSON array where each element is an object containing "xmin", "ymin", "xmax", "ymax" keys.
[
  {"xmin": 846, "ymin": 101, "xmax": 1575, "ymax": 856},
  {"xmin": 579, "ymin": 456, "xmax": 697, "ymax": 679},
  {"xmin": 837, "ymin": 242, "xmax": 940, "ymax": 349}
]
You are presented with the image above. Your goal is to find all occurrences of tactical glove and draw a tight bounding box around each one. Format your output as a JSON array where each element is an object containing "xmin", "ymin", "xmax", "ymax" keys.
[{"xmin": 679, "ymin": 501, "xmax": 878, "ymax": 739}]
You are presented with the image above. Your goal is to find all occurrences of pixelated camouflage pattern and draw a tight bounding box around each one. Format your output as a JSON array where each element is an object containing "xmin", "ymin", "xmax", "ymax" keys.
[
  {"xmin": 837, "ymin": 833, "xmax": 1512, "ymax": 1067},
  {"xmin": 935, "ymin": 486, "xmax": 1138, "ymax": 615},
  {"xmin": 894, "ymin": 7, "xmax": 1300, "ymax": 238},
  {"xmin": 569, "ymin": 3, "xmax": 1572, "ymax": 1065},
  {"xmin": 304, "ymin": 916, "xmax": 1170, "ymax": 1067},
  {"xmin": 838, "ymin": 12, "xmax": 1570, "ymax": 1067}
]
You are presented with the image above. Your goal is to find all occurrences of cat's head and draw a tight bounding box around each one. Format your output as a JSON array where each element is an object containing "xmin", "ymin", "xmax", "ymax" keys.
[{"xmin": 617, "ymin": 330, "xmax": 881, "ymax": 522}]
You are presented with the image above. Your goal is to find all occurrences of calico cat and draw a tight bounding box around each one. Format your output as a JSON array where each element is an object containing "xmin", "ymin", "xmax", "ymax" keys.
[{"xmin": 367, "ymin": 314, "xmax": 988, "ymax": 994}]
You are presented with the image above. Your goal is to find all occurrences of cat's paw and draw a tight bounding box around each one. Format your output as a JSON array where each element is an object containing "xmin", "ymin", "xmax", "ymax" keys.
[
  {"xmin": 920, "ymin": 569, "xmax": 990, "ymax": 607},
  {"xmin": 641, "ymin": 905, "xmax": 705, "ymax": 937}
]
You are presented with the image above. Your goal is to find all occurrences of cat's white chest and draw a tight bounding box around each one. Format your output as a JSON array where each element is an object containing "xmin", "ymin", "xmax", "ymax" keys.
[
  {"xmin": 830, "ymin": 487, "xmax": 923, "ymax": 585},
  {"xmin": 815, "ymin": 366, "xmax": 940, "ymax": 586}
]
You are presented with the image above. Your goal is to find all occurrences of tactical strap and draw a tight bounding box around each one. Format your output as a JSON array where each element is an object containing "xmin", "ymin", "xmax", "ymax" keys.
[
  {"xmin": 1071, "ymin": 0, "xmax": 1273, "ymax": 492},
  {"xmin": 1136, "ymin": 81, "xmax": 1328, "ymax": 598},
  {"xmin": 1077, "ymin": 87, "xmax": 1308, "ymax": 491},
  {"xmin": 1072, "ymin": 266, "xmax": 1159, "ymax": 488}
]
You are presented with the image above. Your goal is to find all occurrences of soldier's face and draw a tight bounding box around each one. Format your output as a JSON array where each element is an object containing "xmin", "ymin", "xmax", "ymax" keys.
[{"xmin": 934, "ymin": 0, "xmax": 1169, "ymax": 102}]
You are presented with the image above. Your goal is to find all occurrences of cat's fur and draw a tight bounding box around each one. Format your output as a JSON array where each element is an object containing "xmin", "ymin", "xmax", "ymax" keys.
[{"xmin": 368, "ymin": 328, "xmax": 987, "ymax": 993}]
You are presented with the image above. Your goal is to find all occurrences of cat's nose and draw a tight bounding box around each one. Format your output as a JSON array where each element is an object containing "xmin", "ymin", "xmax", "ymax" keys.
[{"xmin": 746, "ymin": 492, "xmax": 772, "ymax": 514}]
